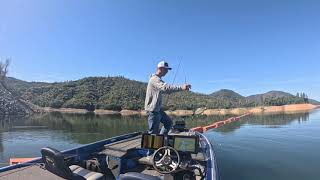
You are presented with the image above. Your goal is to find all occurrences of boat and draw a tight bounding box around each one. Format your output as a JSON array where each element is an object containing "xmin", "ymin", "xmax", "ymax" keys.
[{"xmin": 0, "ymin": 121, "xmax": 219, "ymax": 180}]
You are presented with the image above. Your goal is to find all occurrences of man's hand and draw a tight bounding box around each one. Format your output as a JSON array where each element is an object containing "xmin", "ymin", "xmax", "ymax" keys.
[{"xmin": 182, "ymin": 84, "xmax": 191, "ymax": 91}]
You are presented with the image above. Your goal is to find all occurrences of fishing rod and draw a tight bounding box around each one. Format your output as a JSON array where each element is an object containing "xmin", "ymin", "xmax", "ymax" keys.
[
  {"xmin": 170, "ymin": 59, "xmax": 193, "ymax": 121},
  {"xmin": 165, "ymin": 59, "xmax": 183, "ymax": 109}
]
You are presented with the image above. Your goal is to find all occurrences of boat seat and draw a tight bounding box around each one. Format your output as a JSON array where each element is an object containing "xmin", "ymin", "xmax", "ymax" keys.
[
  {"xmin": 119, "ymin": 172, "xmax": 162, "ymax": 180},
  {"xmin": 69, "ymin": 165, "xmax": 104, "ymax": 180},
  {"xmin": 138, "ymin": 156, "xmax": 153, "ymax": 166},
  {"xmin": 41, "ymin": 147, "xmax": 105, "ymax": 180}
]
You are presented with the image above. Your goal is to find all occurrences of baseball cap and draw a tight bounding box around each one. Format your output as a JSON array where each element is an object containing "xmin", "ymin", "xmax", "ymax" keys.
[{"xmin": 157, "ymin": 61, "xmax": 172, "ymax": 70}]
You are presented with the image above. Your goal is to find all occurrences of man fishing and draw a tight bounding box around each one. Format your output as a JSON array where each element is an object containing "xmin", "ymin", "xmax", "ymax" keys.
[{"xmin": 145, "ymin": 61, "xmax": 191, "ymax": 135}]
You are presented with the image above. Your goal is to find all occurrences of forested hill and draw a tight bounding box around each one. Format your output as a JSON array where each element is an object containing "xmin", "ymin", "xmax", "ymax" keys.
[
  {"xmin": 6, "ymin": 77, "xmax": 147, "ymax": 111},
  {"xmin": 3, "ymin": 76, "xmax": 318, "ymax": 111}
]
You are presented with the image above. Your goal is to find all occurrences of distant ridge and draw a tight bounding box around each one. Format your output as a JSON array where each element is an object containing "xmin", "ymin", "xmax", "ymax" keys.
[
  {"xmin": 210, "ymin": 89, "xmax": 245, "ymax": 101},
  {"xmin": 308, "ymin": 99, "xmax": 320, "ymax": 105},
  {"xmin": 1, "ymin": 76, "xmax": 318, "ymax": 113},
  {"xmin": 246, "ymin": 91, "xmax": 294, "ymax": 104},
  {"xmin": 245, "ymin": 90, "xmax": 319, "ymax": 105}
]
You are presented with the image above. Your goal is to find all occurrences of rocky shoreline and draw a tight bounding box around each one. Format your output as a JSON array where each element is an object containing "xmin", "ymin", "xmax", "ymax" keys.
[{"xmin": 34, "ymin": 103, "xmax": 320, "ymax": 116}]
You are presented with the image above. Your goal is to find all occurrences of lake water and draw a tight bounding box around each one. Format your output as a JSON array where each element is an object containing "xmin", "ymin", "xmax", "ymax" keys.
[{"xmin": 0, "ymin": 110, "xmax": 319, "ymax": 180}]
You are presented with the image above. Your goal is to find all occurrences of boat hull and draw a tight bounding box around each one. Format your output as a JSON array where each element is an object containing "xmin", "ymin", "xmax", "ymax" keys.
[{"xmin": 0, "ymin": 131, "xmax": 219, "ymax": 180}]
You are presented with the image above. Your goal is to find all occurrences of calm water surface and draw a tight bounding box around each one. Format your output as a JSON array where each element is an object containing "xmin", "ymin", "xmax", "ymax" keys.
[{"xmin": 0, "ymin": 110, "xmax": 319, "ymax": 180}]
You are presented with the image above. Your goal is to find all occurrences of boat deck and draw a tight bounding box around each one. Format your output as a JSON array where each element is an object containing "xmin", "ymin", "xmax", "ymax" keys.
[
  {"xmin": 101, "ymin": 135, "xmax": 142, "ymax": 158},
  {"xmin": 0, "ymin": 136, "xmax": 145, "ymax": 180},
  {"xmin": 0, "ymin": 165, "xmax": 64, "ymax": 180}
]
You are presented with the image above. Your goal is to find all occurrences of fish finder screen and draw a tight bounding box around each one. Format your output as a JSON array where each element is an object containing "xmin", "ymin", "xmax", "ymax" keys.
[
  {"xmin": 173, "ymin": 136, "xmax": 197, "ymax": 153},
  {"xmin": 141, "ymin": 134, "xmax": 164, "ymax": 149}
]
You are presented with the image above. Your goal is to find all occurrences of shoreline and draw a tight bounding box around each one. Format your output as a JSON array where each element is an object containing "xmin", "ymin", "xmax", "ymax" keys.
[{"xmin": 34, "ymin": 103, "xmax": 320, "ymax": 116}]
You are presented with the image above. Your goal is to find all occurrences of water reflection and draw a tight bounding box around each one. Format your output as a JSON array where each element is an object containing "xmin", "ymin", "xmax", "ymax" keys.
[
  {"xmin": 0, "ymin": 111, "xmax": 318, "ymax": 178},
  {"xmin": 0, "ymin": 111, "xmax": 316, "ymax": 168},
  {"xmin": 0, "ymin": 113, "xmax": 149, "ymax": 144}
]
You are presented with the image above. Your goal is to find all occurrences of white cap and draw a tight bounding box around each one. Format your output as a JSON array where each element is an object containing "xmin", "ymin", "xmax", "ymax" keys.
[{"xmin": 157, "ymin": 61, "xmax": 172, "ymax": 70}]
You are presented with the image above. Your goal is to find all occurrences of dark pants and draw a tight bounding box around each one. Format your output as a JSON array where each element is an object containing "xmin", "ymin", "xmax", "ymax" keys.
[{"xmin": 147, "ymin": 111, "xmax": 173, "ymax": 135}]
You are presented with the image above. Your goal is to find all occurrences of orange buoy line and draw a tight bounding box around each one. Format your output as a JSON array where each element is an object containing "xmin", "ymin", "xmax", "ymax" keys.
[
  {"xmin": 190, "ymin": 112, "xmax": 252, "ymax": 133},
  {"xmin": 9, "ymin": 158, "xmax": 36, "ymax": 165}
]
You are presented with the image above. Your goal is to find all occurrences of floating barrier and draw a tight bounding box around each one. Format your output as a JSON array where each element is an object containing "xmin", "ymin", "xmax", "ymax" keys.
[
  {"xmin": 191, "ymin": 126, "xmax": 204, "ymax": 133},
  {"xmin": 202, "ymin": 123, "xmax": 218, "ymax": 131},
  {"xmin": 190, "ymin": 113, "xmax": 252, "ymax": 133}
]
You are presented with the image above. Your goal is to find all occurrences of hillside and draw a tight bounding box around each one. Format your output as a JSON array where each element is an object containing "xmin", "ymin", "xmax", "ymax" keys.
[
  {"xmin": 246, "ymin": 91, "xmax": 309, "ymax": 106},
  {"xmin": 19, "ymin": 77, "xmax": 147, "ymax": 110},
  {"xmin": 4, "ymin": 77, "xmax": 50, "ymax": 96},
  {"xmin": 210, "ymin": 89, "xmax": 244, "ymax": 101},
  {"xmin": 2, "ymin": 76, "xmax": 317, "ymax": 112},
  {"xmin": 246, "ymin": 91, "xmax": 293, "ymax": 103},
  {"xmin": 308, "ymin": 99, "xmax": 320, "ymax": 105}
]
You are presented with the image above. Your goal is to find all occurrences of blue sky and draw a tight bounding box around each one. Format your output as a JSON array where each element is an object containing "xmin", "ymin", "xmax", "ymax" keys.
[{"xmin": 0, "ymin": 0, "xmax": 319, "ymax": 100}]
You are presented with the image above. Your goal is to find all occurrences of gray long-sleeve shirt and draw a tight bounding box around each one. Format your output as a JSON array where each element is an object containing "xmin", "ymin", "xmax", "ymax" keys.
[{"xmin": 144, "ymin": 74, "xmax": 182, "ymax": 112}]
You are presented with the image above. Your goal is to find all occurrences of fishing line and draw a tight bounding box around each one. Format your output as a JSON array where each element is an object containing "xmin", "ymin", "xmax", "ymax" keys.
[
  {"xmin": 179, "ymin": 61, "xmax": 192, "ymax": 120},
  {"xmin": 171, "ymin": 59, "xmax": 182, "ymax": 84}
]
